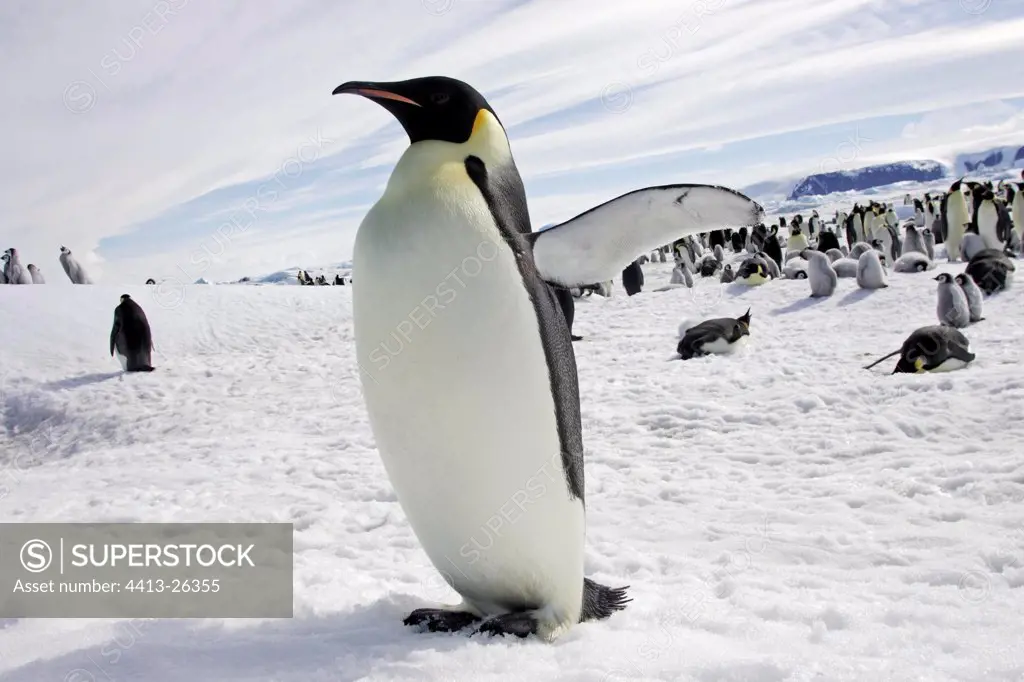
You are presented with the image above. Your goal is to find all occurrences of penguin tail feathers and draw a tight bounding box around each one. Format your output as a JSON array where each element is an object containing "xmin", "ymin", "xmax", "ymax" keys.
[{"xmin": 580, "ymin": 578, "xmax": 631, "ymax": 622}]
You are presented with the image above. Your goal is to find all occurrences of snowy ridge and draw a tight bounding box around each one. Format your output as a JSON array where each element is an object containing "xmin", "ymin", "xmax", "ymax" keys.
[
  {"xmin": 787, "ymin": 161, "xmax": 947, "ymax": 201},
  {"xmin": 2, "ymin": 251, "xmax": 1023, "ymax": 679},
  {"xmin": 953, "ymin": 145, "xmax": 1024, "ymax": 176}
]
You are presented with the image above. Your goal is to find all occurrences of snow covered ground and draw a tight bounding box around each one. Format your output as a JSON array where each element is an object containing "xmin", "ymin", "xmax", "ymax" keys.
[{"xmin": 2, "ymin": 237, "xmax": 1023, "ymax": 680}]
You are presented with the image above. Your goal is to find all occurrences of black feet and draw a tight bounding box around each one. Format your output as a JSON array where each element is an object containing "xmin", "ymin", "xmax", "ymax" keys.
[
  {"xmin": 403, "ymin": 608, "xmax": 480, "ymax": 633},
  {"xmin": 476, "ymin": 612, "xmax": 538, "ymax": 639},
  {"xmin": 580, "ymin": 578, "xmax": 632, "ymax": 621}
]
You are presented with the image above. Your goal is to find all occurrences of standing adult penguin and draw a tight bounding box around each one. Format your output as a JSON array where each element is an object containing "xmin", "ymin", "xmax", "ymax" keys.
[
  {"xmin": 332, "ymin": 76, "xmax": 762, "ymax": 641},
  {"xmin": 935, "ymin": 273, "xmax": 970, "ymax": 328},
  {"xmin": 552, "ymin": 286, "xmax": 583, "ymax": 342},
  {"xmin": 974, "ymin": 189, "xmax": 1002, "ymax": 251},
  {"xmin": 110, "ymin": 294, "xmax": 155, "ymax": 372},
  {"xmin": 942, "ymin": 179, "xmax": 970, "ymax": 261},
  {"xmin": 1012, "ymin": 182, "xmax": 1024, "ymax": 245},
  {"xmin": 59, "ymin": 246, "xmax": 93, "ymax": 284},
  {"xmin": 621, "ymin": 259, "xmax": 644, "ymax": 296}
]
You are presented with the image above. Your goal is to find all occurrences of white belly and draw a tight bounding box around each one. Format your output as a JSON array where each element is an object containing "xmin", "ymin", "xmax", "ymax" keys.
[
  {"xmin": 115, "ymin": 350, "xmax": 128, "ymax": 371},
  {"xmin": 977, "ymin": 204, "xmax": 1001, "ymax": 250},
  {"xmin": 352, "ymin": 174, "xmax": 584, "ymax": 625},
  {"xmin": 927, "ymin": 357, "xmax": 968, "ymax": 373},
  {"xmin": 946, "ymin": 196, "xmax": 969, "ymax": 258},
  {"xmin": 702, "ymin": 335, "xmax": 746, "ymax": 354}
]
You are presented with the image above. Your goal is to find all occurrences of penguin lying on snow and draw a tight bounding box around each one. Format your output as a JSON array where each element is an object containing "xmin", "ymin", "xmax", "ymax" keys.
[
  {"xmin": 674, "ymin": 309, "xmax": 752, "ymax": 360},
  {"xmin": 965, "ymin": 248, "xmax": 1015, "ymax": 295},
  {"xmin": 332, "ymin": 75, "xmax": 763, "ymax": 641},
  {"xmin": 734, "ymin": 256, "xmax": 772, "ymax": 285},
  {"xmin": 864, "ymin": 325, "xmax": 975, "ymax": 374},
  {"xmin": 110, "ymin": 294, "xmax": 155, "ymax": 372},
  {"xmin": 892, "ymin": 251, "xmax": 934, "ymax": 273}
]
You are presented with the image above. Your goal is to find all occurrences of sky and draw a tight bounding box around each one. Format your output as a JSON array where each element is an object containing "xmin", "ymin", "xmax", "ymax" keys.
[{"xmin": 3, "ymin": 0, "xmax": 1024, "ymax": 284}]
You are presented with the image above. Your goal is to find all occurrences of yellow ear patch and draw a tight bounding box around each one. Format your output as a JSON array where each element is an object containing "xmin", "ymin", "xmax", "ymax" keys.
[
  {"xmin": 914, "ymin": 357, "xmax": 925, "ymax": 372},
  {"xmin": 471, "ymin": 109, "xmax": 495, "ymax": 139}
]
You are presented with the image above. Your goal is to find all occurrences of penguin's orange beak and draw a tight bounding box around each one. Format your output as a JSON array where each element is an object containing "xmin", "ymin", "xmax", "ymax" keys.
[{"xmin": 332, "ymin": 81, "xmax": 422, "ymax": 107}]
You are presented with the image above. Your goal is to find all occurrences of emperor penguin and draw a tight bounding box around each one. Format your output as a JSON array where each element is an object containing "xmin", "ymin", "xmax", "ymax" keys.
[
  {"xmin": 913, "ymin": 198, "xmax": 926, "ymax": 227},
  {"xmin": 960, "ymin": 233, "xmax": 987, "ymax": 262},
  {"xmin": 802, "ymin": 249, "xmax": 837, "ymax": 297},
  {"xmin": 974, "ymin": 189, "xmax": 1002, "ymax": 251},
  {"xmin": 332, "ymin": 76, "xmax": 762, "ymax": 641},
  {"xmin": 922, "ymin": 227, "xmax": 936, "ymax": 260},
  {"xmin": 719, "ymin": 263, "xmax": 735, "ymax": 283},
  {"xmin": 903, "ymin": 223, "xmax": 927, "ymax": 256},
  {"xmin": 955, "ymin": 273, "xmax": 984, "ymax": 323},
  {"xmin": 621, "ymin": 259, "xmax": 644, "ymax": 296},
  {"xmin": 675, "ymin": 309, "xmax": 751, "ymax": 360},
  {"xmin": 825, "ymin": 248, "xmax": 844, "ymax": 263},
  {"xmin": 0, "ymin": 253, "xmax": 8, "ymax": 283},
  {"xmin": 110, "ymin": 294, "xmax": 155, "ymax": 372},
  {"xmin": 941, "ymin": 180, "xmax": 970, "ymax": 261},
  {"xmin": 935, "ymin": 273, "xmax": 970, "ymax": 328},
  {"xmin": 815, "ymin": 229, "xmax": 841, "ymax": 253},
  {"xmin": 850, "ymin": 207, "xmax": 864, "ymax": 244},
  {"xmin": 4, "ymin": 248, "xmax": 32, "ymax": 284},
  {"xmin": 27, "ymin": 264, "xmax": 45, "ymax": 283},
  {"xmin": 893, "ymin": 251, "xmax": 934, "ymax": 273},
  {"xmin": 1012, "ymin": 182, "xmax": 1024, "ymax": 243},
  {"xmin": 965, "ymin": 249, "xmax": 1015, "ymax": 295},
  {"xmin": 58, "ymin": 246, "xmax": 93, "ymax": 284},
  {"xmin": 884, "ymin": 204, "xmax": 899, "ymax": 232},
  {"xmin": 856, "ymin": 249, "xmax": 888, "ymax": 289},
  {"xmin": 889, "ymin": 326, "xmax": 975, "ymax": 374}
]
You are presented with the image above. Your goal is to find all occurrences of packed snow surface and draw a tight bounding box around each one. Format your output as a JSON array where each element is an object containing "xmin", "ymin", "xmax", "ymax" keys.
[{"xmin": 2, "ymin": 243, "xmax": 1023, "ymax": 680}]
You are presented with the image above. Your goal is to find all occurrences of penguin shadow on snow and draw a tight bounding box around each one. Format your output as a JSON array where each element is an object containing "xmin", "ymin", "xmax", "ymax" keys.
[
  {"xmin": 770, "ymin": 295, "xmax": 829, "ymax": 315},
  {"xmin": 836, "ymin": 288, "xmax": 879, "ymax": 307},
  {"xmin": 0, "ymin": 598, "xmax": 509, "ymax": 682},
  {"xmin": 40, "ymin": 371, "xmax": 124, "ymax": 391}
]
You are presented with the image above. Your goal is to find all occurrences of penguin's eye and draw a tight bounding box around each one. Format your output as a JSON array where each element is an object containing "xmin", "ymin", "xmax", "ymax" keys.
[{"xmin": 430, "ymin": 92, "xmax": 450, "ymax": 105}]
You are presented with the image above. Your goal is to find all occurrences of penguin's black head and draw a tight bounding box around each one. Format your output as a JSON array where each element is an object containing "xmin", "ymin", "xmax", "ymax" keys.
[
  {"xmin": 332, "ymin": 76, "xmax": 497, "ymax": 145},
  {"xmin": 934, "ymin": 273, "xmax": 953, "ymax": 283},
  {"xmin": 950, "ymin": 178, "xmax": 963, "ymax": 192},
  {"xmin": 737, "ymin": 307, "xmax": 752, "ymax": 332},
  {"xmin": 120, "ymin": 294, "xmax": 131, "ymax": 302}
]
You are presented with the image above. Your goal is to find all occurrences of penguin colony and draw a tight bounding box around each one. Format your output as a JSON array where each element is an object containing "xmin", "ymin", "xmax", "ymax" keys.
[
  {"xmin": 646, "ymin": 175, "xmax": 1019, "ymax": 374},
  {"xmin": 5, "ymin": 75, "xmax": 1021, "ymax": 642}
]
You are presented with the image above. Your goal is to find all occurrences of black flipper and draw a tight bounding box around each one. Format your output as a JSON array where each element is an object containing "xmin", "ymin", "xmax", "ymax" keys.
[
  {"xmin": 580, "ymin": 578, "xmax": 631, "ymax": 622},
  {"xmin": 945, "ymin": 341, "xmax": 976, "ymax": 365},
  {"xmin": 403, "ymin": 608, "xmax": 480, "ymax": 633},
  {"xmin": 476, "ymin": 612, "xmax": 538, "ymax": 638}
]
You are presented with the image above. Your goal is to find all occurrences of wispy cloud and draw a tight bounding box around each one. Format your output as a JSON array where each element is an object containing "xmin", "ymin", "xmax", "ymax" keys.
[{"xmin": 3, "ymin": 0, "xmax": 1023, "ymax": 283}]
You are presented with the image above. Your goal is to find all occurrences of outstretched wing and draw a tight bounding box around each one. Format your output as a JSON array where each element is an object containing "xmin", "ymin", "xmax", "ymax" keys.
[{"xmin": 529, "ymin": 184, "xmax": 763, "ymax": 287}]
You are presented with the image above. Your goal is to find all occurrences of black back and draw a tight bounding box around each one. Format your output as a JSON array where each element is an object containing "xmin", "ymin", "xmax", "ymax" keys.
[
  {"xmin": 621, "ymin": 260, "xmax": 644, "ymax": 296},
  {"xmin": 111, "ymin": 295, "xmax": 154, "ymax": 371}
]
